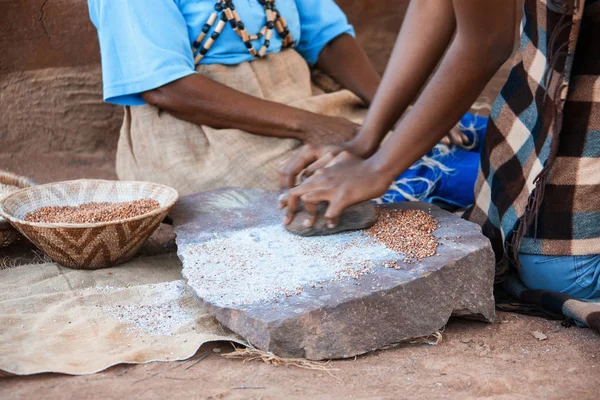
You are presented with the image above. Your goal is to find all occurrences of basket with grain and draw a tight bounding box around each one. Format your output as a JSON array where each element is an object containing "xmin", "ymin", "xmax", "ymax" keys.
[
  {"xmin": 0, "ymin": 170, "xmax": 37, "ymax": 247},
  {"xmin": 0, "ymin": 179, "xmax": 178, "ymax": 269}
]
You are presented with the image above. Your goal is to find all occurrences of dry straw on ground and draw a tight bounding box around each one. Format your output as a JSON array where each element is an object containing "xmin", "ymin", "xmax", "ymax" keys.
[
  {"xmin": 222, "ymin": 330, "xmax": 443, "ymax": 373},
  {"xmin": 222, "ymin": 345, "xmax": 339, "ymax": 375},
  {"xmin": 0, "ymin": 250, "xmax": 52, "ymax": 270}
]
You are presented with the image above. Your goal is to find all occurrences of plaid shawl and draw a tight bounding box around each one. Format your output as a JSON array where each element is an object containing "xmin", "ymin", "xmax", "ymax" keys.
[{"xmin": 466, "ymin": 0, "xmax": 600, "ymax": 278}]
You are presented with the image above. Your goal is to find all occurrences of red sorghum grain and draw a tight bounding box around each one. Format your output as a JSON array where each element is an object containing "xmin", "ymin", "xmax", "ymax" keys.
[
  {"xmin": 365, "ymin": 209, "xmax": 439, "ymax": 261},
  {"xmin": 25, "ymin": 199, "xmax": 160, "ymax": 224}
]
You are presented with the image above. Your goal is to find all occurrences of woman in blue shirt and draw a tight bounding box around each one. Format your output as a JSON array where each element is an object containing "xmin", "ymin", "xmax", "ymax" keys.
[{"xmin": 88, "ymin": 0, "xmax": 382, "ymax": 195}]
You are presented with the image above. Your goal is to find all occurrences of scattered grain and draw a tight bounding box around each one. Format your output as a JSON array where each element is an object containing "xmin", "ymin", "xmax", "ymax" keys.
[
  {"xmin": 183, "ymin": 225, "xmax": 397, "ymax": 307},
  {"xmin": 183, "ymin": 209, "xmax": 440, "ymax": 307},
  {"xmin": 102, "ymin": 281, "xmax": 193, "ymax": 336}
]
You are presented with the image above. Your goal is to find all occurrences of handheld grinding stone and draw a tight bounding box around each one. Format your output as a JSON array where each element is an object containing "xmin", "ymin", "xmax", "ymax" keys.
[{"xmin": 285, "ymin": 200, "xmax": 378, "ymax": 237}]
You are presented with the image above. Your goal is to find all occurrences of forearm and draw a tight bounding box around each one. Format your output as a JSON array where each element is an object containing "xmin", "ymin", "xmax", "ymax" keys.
[
  {"xmin": 142, "ymin": 73, "xmax": 326, "ymax": 141},
  {"xmin": 350, "ymin": 0, "xmax": 457, "ymax": 156},
  {"xmin": 315, "ymin": 34, "xmax": 380, "ymax": 105},
  {"xmin": 367, "ymin": 0, "xmax": 516, "ymax": 182}
]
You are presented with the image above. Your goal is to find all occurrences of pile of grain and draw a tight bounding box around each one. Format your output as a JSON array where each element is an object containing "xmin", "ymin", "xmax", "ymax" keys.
[
  {"xmin": 24, "ymin": 199, "xmax": 160, "ymax": 224},
  {"xmin": 366, "ymin": 209, "xmax": 439, "ymax": 262}
]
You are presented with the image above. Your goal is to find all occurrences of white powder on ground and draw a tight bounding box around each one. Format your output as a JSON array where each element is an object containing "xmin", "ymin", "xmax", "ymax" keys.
[
  {"xmin": 81, "ymin": 285, "xmax": 127, "ymax": 293},
  {"xmin": 102, "ymin": 280, "xmax": 194, "ymax": 336},
  {"xmin": 182, "ymin": 225, "xmax": 399, "ymax": 308}
]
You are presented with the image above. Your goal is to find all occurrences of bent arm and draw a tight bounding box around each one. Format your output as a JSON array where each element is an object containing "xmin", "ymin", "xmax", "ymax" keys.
[
  {"xmin": 316, "ymin": 34, "xmax": 380, "ymax": 105},
  {"xmin": 349, "ymin": 0, "xmax": 459, "ymax": 156},
  {"xmin": 366, "ymin": 0, "xmax": 516, "ymax": 182},
  {"xmin": 141, "ymin": 35, "xmax": 380, "ymax": 142},
  {"xmin": 279, "ymin": 0, "xmax": 518, "ymax": 224},
  {"xmin": 141, "ymin": 73, "xmax": 321, "ymax": 141}
]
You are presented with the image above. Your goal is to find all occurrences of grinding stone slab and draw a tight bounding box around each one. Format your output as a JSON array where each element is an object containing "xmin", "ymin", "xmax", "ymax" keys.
[{"xmin": 171, "ymin": 188, "xmax": 495, "ymax": 360}]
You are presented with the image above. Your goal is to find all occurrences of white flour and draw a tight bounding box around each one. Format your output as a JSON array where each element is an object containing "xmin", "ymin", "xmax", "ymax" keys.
[
  {"xmin": 82, "ymin": 285, "xmax": 127, "ymax": 293},
  {"xmin": 182, "ymin": 225, "xmax": 398, "ymax": 308},
  {"xmin": 102, "ymin": 281, "xmax": 194, "ymax": 336}
]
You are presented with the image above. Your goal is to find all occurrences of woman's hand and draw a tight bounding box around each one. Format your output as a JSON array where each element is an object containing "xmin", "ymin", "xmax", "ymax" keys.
[
  {"xmin": 277, "ymin": 138, "xmax": 369, "ymax": 189},
  {"xmin": 279, "ymin": 152, "xmax": 390, "ymax": 228},
  {"xmin": 142, "ymin": 74, "xmax": 362, "ymax": 144},
  {"xmin": 440, "ymin": 126, "xmax": 470, "ymax": 147},
  {"xmin": 300, "ymin": 116, "xmax": 360, "ymax": 145}
]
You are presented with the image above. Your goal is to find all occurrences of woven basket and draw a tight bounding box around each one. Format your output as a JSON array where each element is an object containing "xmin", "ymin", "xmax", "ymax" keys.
[
  {"xmin": 0, "ymin": 170, "xmax": 37, "ymax": 247},
  {"xmin": 0, "ymin": 179, "xmax": 179, "ymax": 270}
]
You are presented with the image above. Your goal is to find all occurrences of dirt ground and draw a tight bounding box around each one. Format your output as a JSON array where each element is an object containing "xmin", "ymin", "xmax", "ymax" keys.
[{"xmin": 1, "ymin": 311, "xmax": 598, "ymax": 400}]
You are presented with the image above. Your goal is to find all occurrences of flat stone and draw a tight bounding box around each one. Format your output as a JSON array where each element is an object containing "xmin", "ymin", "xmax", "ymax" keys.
[{"xmin": 171, "ymin": 188, "xmax": 495, "ymax": 360}]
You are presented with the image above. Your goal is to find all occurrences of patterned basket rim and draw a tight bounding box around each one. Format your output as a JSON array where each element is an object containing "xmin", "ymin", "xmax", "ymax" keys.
[
  {"xmin": 0, "ymin": 179, "xmax": 179, "ymax": 229},
  {"xmin": 0, "ymin": 170, "xmax": 36, "ymax": 219},
  {"xmin": 0, "ymin": 170, "xmax": 37, "ymax": 190}
]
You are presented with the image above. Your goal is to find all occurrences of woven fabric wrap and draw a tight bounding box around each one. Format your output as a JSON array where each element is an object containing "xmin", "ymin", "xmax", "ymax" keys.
[
  {"xmin": 0, "ymin": 170, "xmax": 36, "ymax": 247},
  {"xmin": 465, "ymin": 0, "xmax": 599, "ymax": 274},
  {"xmin": 0, "ymin": 180, "xmax": 178, "ymax": 270},
  {"xmin": 116, "ymin": 49, "xmax": 367, "ymax": 196}
]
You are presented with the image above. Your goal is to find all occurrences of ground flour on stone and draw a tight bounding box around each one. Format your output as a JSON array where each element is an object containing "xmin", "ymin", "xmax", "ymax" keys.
[
  {"xmin": 102, "ymin": 281, "xmax": 194, "ymax": 336},
  {"xmin": 182, "ymin": 225, "xmax": 400, "ymax": 307}
]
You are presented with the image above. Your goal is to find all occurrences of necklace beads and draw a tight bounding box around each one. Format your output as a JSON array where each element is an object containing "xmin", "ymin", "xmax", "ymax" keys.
[{"xmin": 192, "ymin": 0, "xmax": 293, "ymax": 65}]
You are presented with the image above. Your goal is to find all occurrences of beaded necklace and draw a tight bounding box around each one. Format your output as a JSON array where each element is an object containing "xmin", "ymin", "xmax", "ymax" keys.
[{"xmin": 192, "ymin": 0, "xmax": 293, "ymax": 65}]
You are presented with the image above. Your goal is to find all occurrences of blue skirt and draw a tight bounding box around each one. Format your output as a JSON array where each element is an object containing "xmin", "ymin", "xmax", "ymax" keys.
[{"xmin": 374, "ymin": 112, "xmax": 488, "ymax": 208}]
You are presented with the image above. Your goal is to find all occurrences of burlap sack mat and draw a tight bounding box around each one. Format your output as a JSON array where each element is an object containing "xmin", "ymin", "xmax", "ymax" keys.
[{"xmin": 0, "ymin": 253, "xmax": 244, "ymax": 375}]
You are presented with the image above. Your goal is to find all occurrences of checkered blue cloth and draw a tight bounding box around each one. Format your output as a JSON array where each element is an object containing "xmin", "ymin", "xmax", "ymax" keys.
[{"xmin": 466, "ymin": 0, "xmax": 600, "ymax": 279}]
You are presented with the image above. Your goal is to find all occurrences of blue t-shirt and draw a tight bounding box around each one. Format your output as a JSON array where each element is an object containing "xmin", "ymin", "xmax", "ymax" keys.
[{"xmin": 88, "ymin": 0, "xmax": 354, "ymax": 106}]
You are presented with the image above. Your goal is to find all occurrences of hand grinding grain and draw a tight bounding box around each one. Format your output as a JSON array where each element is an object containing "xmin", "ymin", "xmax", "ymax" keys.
[
  {"xmin": 285, "ymin": 200, "xmax": 378, "ymax": 237},
  {"xmin": 25, "ymin": 199, "xmax": 160, "ymax": 224}
]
